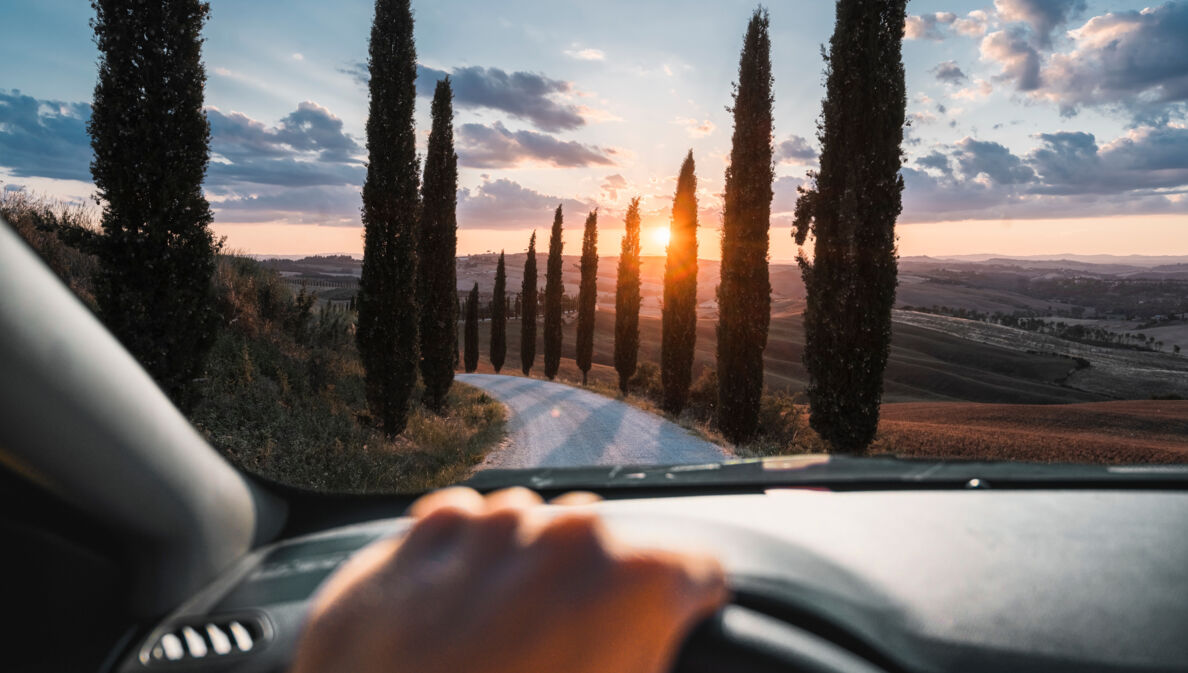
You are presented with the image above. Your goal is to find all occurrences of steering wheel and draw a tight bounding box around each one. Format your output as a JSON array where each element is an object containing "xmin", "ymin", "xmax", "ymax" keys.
[{"xmin": 674, "ymin": 604, "xmax": 889, "ymax": 673}]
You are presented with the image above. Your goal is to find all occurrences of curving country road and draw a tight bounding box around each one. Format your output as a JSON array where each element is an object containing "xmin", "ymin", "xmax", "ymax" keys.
[{"xmin": 457, "ymin": 373, "xmax": 728, "ymax": 470}]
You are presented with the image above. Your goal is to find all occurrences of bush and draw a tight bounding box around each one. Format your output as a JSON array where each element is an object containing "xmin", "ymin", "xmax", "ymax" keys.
[
  {"xmin": 628, "ymin": 361, "xmax": 663, "ymax": 400},
  {"xmin": 729, "ymin": 388, "xmax": 822, "ymax": 457},
  {"xmin": 686, "ymin": 368, "xmax": 719, "ymax": 423}
]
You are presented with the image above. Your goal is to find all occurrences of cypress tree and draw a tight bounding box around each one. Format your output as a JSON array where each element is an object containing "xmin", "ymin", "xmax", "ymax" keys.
[
  {"xmin": 576, "ymin": 210, "xmax": 599, "ymax": 385},
  {"xmin": 417, "ymin": 78, "xmax": 457, "ymax": 412},
  {"xmin": 491, "ymin": 250, "xmax": 507, "ymax": 373},
  {"xmin": 792, "ymin": 0, "xmax": 907, "ymax": 451},
  {"xmin": 88, "ymin": 0, "xmax": 218, "ymax": 408},
  {"xmin": 543, "ymin": 205, "xmax": 565, "ymax": 380},
  {"xmin": 357, "ymin": 0, "xmax": 421, "ymax": 436},
  {"xmin": 520, "ymin": 232, "xmax": 538, "ymax": 375},
  {"xmin": 464, "ymin": 282, "xmax": 479, "ymax": 373},
  {"xmin": 614, "ymin": 198, "xmax": 642, "ymax": 394},
  {"xmin": 661, "ymin": 151, "xmax": 699, "ymax": 414},
  {"xmin": 717, "ymin": 8, "xmax": 774, "ymax": 443}
]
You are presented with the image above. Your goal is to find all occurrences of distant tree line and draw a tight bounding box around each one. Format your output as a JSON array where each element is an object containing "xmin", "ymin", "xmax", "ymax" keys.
[{"xmin": 902, "ymin": 305, "xmax": 1176, "ymax": 353}]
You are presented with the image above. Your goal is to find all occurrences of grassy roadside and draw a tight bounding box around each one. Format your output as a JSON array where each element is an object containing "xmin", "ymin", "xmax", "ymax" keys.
[{"xmin": 4, "ymin": 192, "xmax": 506, "ymax": 494}]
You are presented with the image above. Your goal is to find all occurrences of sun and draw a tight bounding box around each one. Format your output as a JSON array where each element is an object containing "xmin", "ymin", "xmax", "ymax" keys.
[{"xmin": 651, "ymin": 226, "xmax": 671, "ymax": 249}]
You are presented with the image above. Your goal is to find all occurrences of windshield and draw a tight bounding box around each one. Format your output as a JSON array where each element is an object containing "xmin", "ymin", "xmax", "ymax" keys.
[{"xmin": 3, "ymin": 0, "xmax": 1186, "ymax": 494}]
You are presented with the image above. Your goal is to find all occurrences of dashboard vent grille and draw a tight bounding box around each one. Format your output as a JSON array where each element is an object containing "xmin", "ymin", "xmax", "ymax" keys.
[{"xmin": 140, "ymin": 614, "xmax": 268, "ymax": 666}]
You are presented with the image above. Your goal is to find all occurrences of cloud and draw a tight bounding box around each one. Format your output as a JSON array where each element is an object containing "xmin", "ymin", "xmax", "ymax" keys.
[
  {"xmin": 994, "ymin": 0, "xmax": 1086, "ymax": 46},
  {"xmin": 900, "ymin": 125, "xmax": 1188, "ymax": 221},
  {"xmin": 905, "ymin": 12, "xmax": 957, "ymax": 40},
  {"xmin": 1029, "ymin": 126, "xmax": 1188, "ymax": 194},
  {"xmin": 673, "ymin": 117, "xmax": 715, "ymax": 138},
  {"xmin": 344, "ymin": 61, "xmax": 589, "ymax": 132},
  {"xmin": 212, "ymin": 185, "xmax": 361, "ymax": 225},
  {"xmin": 600, "ymin": 173, "xmax": 627, "ymax": 200},
  {"xmin": 911, "ymin": 110, "xmax": 939, "ymax": 125},
  {"xmin": 954, "ymin": 10, "xmax": 992, "ymax": 36},
  {"xmin": 954, "ymin": 78, "xmax": 994, "ymax": 100},
  {"xmin": 206, "ymin": 102, "xmax": 363, "ymax": 188},
  {"xmin": 564, "ymin": 47, "xmax": 606, "ymax": 61},
  {"xmin": 931, "ymin": 60, "xmax": 968, "ymax": 84},
  {"xmin": 775, "ymin": 134, "xmax": 817, "ymax": 164},
  {"xmin": 907, "ymin": 10, "xmax": 994, "ymax": 40},
  {"xmin": 457, "ymin": 178, "xmax": 594, "ymax": 230},
  {"xmin": 1035, "ymin": 2, "xmax": 1188, "ymax": 120},
  {"xmin": 0, "ymin": 93, "xmax": 364, "ymax": 191},
  {"xmin": 953, "ymin": 138, "xmax": 1036, "ymax": 184},
  {"xmin": 772, "ymin": 175, "xmax": 808, "ymax": 214},
  {"xmin": 980, "ymin": 29, "xmax": 1042, "ymax": 91},
  {"xmin": 0, "ymin": 90, "xmax": 92, "ymax": 182},
  {"xmin": 916, "ymin": 151, "xmax": 953, "ymax": 175},
  {"xmin": 456, "ymin": 121, "xmax": 616, "ymax": 168}
]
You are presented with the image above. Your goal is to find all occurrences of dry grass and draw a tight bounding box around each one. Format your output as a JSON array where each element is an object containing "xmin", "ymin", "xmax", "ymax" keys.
[
  {"xmin": 6, "ymin": 194, "xmax": 507, "ymax": 494},
  {"xmin": 219, "ymin": 382, "xmax": 506, "ymax": 493},
  {"xmin": 874, "ymin": 400, "xmax": 1188, "ymax": 464},
  {"xmin": 191, "ymin": 256, "xmax": 507, "ymax": 494},
  {"xmin": 1, "ymin": 189, "xmax": 101, "ymax": 308}
]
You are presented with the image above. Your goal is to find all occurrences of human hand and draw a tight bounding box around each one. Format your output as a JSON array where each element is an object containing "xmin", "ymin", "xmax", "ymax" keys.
[{"xmin": 290, "ymin": 486, "xmax": 728, "ymax": 673}]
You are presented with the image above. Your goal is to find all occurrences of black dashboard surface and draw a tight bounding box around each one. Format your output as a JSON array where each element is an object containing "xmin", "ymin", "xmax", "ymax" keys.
[{"xmin": 115, "ymin": 489, "xmax": 1188, "ymax": 673}]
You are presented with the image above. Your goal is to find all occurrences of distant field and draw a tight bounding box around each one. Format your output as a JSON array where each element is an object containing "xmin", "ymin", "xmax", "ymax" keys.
[
  {"xmin": 877, "ymin": 401, "xmax": 1188, "ymax": 464},
  {"xmin": 894, "ymin": 310, "xmax": 1188, "ymax": 400},
  {"xmin": 463, "ymin": 310, "xmax": 1119, "ymax": 405}
]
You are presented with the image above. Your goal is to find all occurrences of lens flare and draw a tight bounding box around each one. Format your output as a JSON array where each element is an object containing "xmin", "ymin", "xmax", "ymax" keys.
[{"xmin": 651, "ymin": 226, "xmax": 671, "ymax": 249}]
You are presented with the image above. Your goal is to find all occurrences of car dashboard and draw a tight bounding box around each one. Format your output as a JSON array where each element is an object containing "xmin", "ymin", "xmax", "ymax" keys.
[{"xmin": 113, "ymin": 488, "xmax": 1188, "ymax": 673}]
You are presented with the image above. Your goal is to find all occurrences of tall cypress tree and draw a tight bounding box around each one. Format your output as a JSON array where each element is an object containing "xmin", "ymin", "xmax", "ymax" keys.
[
  {"xmin": 576, "ymin": 210, "xmax": 599, "ymax": 385},
  {"xmin": 718, "ymin": 8, "xmax": 774, "ymax": 443},
  {"xmin": 520, "ymin": 232, "xmax": 538, "ymax": 375},
  {"xmin": 417, "ymin": 78, "xmax": 457, "ymax": 412},
  {"xmin": 88, "ymin": 0, "xmax": 218, "ymax": 408},
  {"xmin": 464, "ymin": 282, "xmax": 479, "ymax": 373},
  {"xmin": 614, "ymin": 198, "xmax": 642, "ymax": 394},
  {"xmin": 793, "ymin": 0, "xmax": 907, "ymax": 451},
  {"xmin": 662, "ymin": 151, "xmax": 699, "ymax": 414},
  {"xmin": 490, "ymin": 250, "xmax": 507, "ymax": 373},
  {"xmin": 357, "ymin": 0, "xmax": 420, "ymax": 436},
  {"xmin": 543, "ymin": 205, "xmax": 565, "ymax": 380}
]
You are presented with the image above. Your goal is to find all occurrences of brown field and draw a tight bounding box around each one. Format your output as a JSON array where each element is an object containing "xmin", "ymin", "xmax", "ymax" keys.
[{"xmin": 876, "ymin": 401, "xmax": 1188, "ymax": 464}]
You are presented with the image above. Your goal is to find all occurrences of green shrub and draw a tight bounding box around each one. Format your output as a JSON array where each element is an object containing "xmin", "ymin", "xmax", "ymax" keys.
[
  {"xmin": 686, "ymin": 368, "xmax": 719, "ymax": 423},
  {"xmin": 628, "ymin": 361, "xmax": 663, "ymax": 400}
]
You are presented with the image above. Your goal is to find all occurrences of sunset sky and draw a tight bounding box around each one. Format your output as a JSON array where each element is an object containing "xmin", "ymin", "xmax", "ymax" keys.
[{"xmin": 2, "ymin": 0, "xmax": 1186, "ymax": 259}]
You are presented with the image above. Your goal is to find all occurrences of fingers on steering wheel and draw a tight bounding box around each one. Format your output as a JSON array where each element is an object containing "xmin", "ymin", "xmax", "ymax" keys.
[
  {"xmin": 484, "ymin": 486, "xmax": 546, "ymax": 512},
  {"xmin": 549, "ymin": 491, "xmax": 602, "ymax": 506},
  {"xmin": 400, "ymin": 487, "xmax": 487, "ymax": 558},
  {"xmin": 409, "ymin": 486, "xmax": 487, "ymax": 519}
]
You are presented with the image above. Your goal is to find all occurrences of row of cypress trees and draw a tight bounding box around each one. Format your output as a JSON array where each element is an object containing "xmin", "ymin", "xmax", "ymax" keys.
[
  {"xmin": 464, "ymin": 1, "xmax": 905, "ymax": 453},
  {"xmin": 86, "ymin": 0, "xmax": 904, "ymax": 453}
]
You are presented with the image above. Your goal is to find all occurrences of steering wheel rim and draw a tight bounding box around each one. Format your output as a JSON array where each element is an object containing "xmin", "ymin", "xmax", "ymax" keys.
[{"xmin": 673, "ymin": 604, "xmax": 889, "ymax": 673}]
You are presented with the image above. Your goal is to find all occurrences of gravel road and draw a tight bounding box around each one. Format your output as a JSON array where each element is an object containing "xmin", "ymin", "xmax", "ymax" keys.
[{"xmin": 457, "ymin": 373, "xmax": 728, "ymax": 470}]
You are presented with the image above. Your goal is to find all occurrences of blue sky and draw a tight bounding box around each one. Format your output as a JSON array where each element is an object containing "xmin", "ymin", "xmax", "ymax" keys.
[{"xmin": 1, "ymin": 0, "xmax": 1186, "ymax": 258}]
